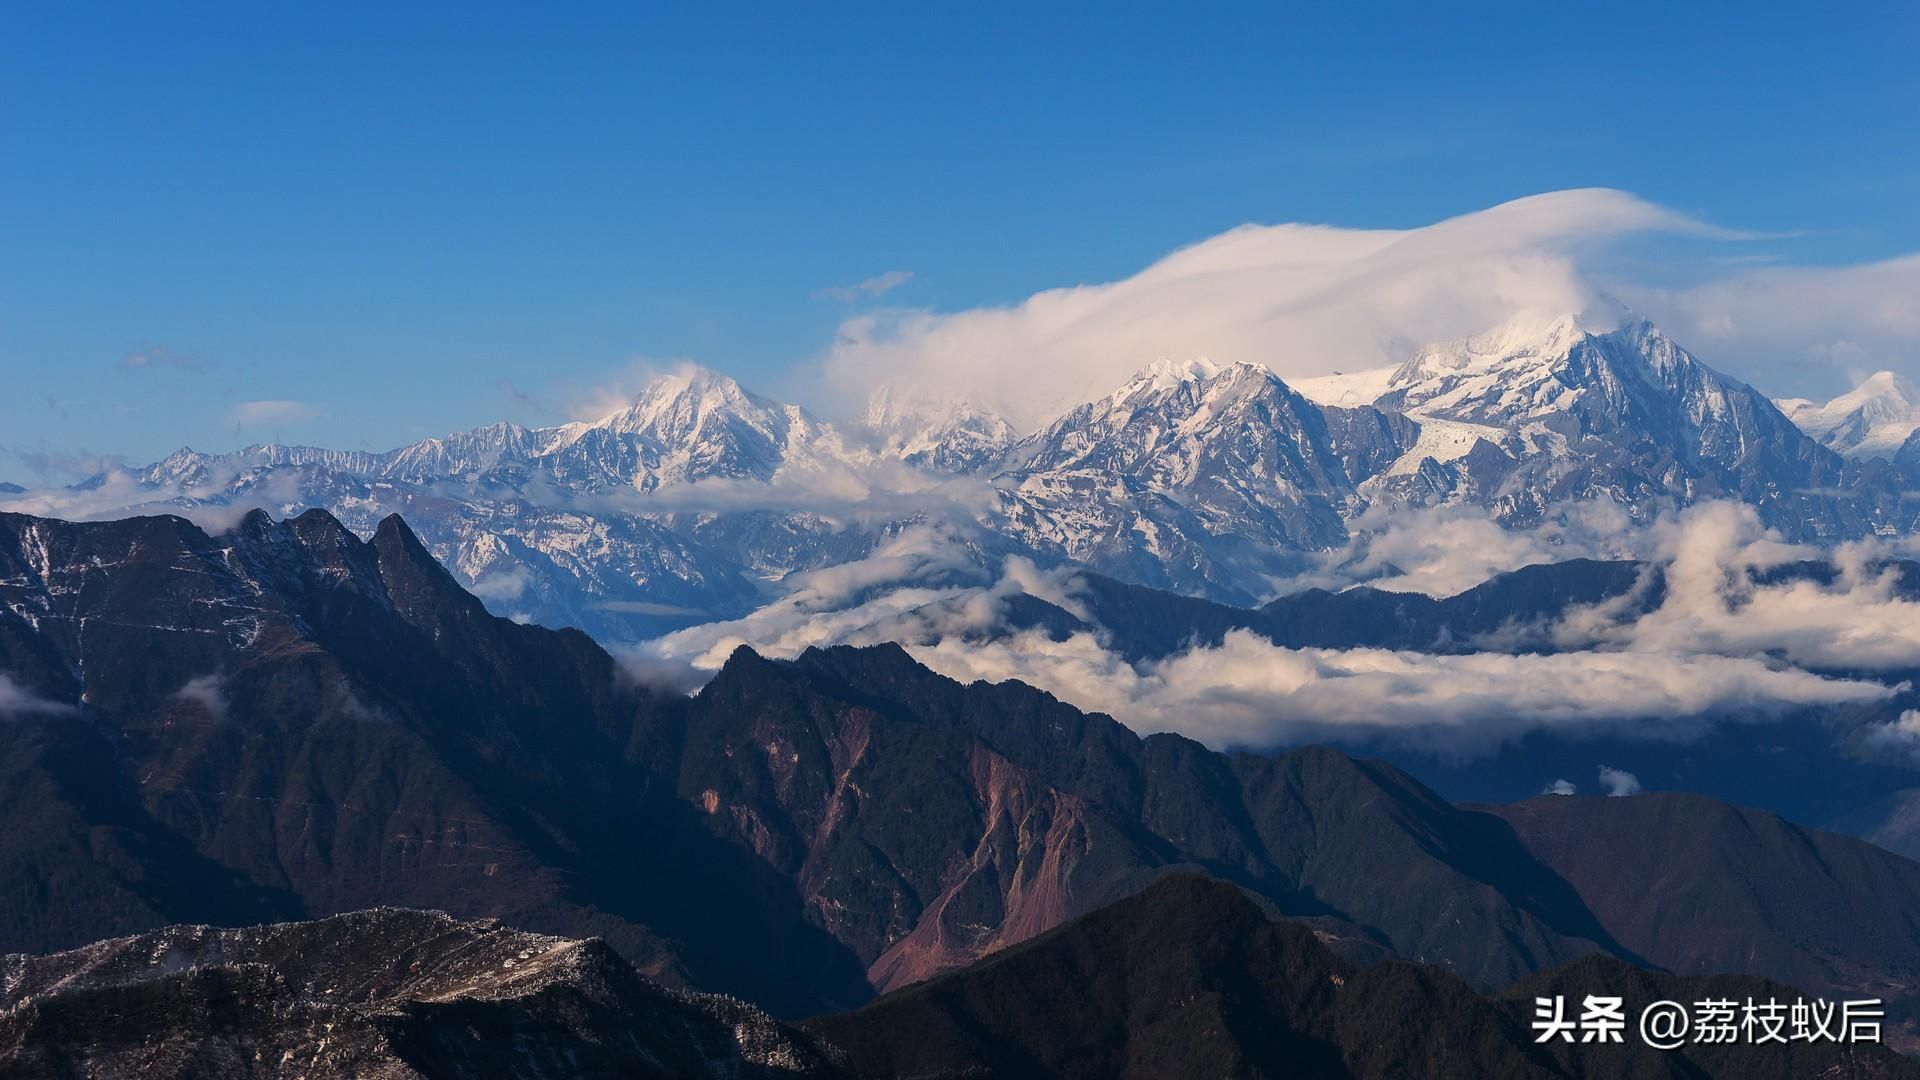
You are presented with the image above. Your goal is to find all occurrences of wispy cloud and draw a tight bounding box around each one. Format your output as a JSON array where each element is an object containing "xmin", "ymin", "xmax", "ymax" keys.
[
  {"xmin": 120, "ymin": 343, "xmax": 208, "ymax": 371},
  {"xmin": 1282, "ymin": 498, "xmax": 1649, "ymax": 599},
  {"xmin": 228, "ymin": 399, "xmax": 319, "ymax": 429},
  {"xmin": 1865, "ymin": 711, "xmax": 1920, "ymax": 758},
  {"xmin": 1622, "ymin": 253, "xmax": 1920, "ymax": 393},
  {"xmin": 172, "ymin": 673, "xmax": 229, "ymax": 724},
  {"xmin": 1597, "ymin": 765, "xmax": 1642, "ymax": 797},
  {"xmin": 1553, "ymin": 501, "xmax": 1920, "ymax": 672},
  {"xmin": 815, "ymin": 269, "xmax": 914, "ymax": 303},
  {"xmin": 0, "ymin": 674, "xmax": 74, "ymax": 718},
  {"xmin": 2, "ymin": 447, "xmax": 129, "ymax": 484}
]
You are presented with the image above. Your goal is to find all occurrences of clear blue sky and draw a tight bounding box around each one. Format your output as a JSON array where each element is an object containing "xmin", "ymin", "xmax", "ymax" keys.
[{"xmin": 4, "ymin": 3, "xmax": 1917, "ymax": 476}]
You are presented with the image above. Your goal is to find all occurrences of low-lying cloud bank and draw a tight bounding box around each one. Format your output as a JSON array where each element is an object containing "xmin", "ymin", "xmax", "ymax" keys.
[
  {"xmin": 633, "ymin": 499, "xmax": 1918, "ymax": 757},
  {"xmin": 1281, "ymin": 498, "xmax": 1651, "ymax": 598},
  {"xmin": 1552, "ymin": 502, "xmax": 1920, "ymax": 672},
  {"xmin": 901, "ymin": 630, "xmax": 1888, "ymax": 754}
]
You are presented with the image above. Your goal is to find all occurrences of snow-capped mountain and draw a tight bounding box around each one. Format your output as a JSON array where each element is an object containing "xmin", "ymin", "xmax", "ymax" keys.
[
  {"xmin": 1346, "ymin": 311, "xmax": 1868, "ymax": 536},
  {"xmin": 85, "ymin": 367, "xmax": 875, "ymax": 641},
  {"xmin": 862, "ymin": 384, "xmax": 1017, "ymax": 473},
  {"xmin": 992, "ymin": 356, "xmax": 1360, "ymax": 600},
  {"xmin": 148, "ymin": 366, "xmax": 843, "ymax": 496},
  {"xmin": 13, "ymin": 313, "xmax": 1915, "ymax": 638},
  {"xmin": 541, "ymin": 365, "xmax": 838, "ymax": 490},
  {"xmin": 1778, "ymin": 371, "xmax": 1920, "ymax": 461}
]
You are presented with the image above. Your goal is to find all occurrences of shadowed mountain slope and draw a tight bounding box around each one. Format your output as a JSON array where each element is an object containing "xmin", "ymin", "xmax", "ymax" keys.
[
  {"xmin": 1484, "ymin": 794, "xmax": 1920, "ymax": 1012},
  {"xmin": 808, "ymin": 874, "xmax": 1919, "ymax": 1080},
  {"xmin": 6, "ymin": 508, "xmax": 1920, "ymax": 1023},
  {"xmin": 0, "ymin": 507, "xmax": 871, "ymax": 1015}
]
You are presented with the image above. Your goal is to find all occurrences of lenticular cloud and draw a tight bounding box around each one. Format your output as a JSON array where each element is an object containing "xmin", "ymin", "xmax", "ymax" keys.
[{"xmin": 822, "ymin": 189, "xmax": 1717, "ymax": 428}]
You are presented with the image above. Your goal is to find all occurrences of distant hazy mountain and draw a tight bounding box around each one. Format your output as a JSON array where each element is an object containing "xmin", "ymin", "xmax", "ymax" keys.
[
  {"xmin": 1779, "ymin": 370, "xmax": 1920, "ymax": 461},
  {"xmin": 14, "ymin": 312, "xmax": 1911, "ymax": 635},
  {"xmin": 861, "ymin": 383, "xmax": 1017, "ymax": 473}
]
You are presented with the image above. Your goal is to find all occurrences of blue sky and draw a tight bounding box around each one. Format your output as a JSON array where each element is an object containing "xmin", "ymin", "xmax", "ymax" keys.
[{"xmin": 4, "ymin": 3, "xmax": 1918, "ymax": 476}]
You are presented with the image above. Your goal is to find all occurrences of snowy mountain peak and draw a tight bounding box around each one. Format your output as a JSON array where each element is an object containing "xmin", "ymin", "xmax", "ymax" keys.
[
  {"xmin": 1135, "ymin": 355, "xmax": 1228, "ymax": 391},
  {"xmin": 861, "ymin": 384, "xmax": 1017, "ymax": 472},
  {"xmin": 598, "ymin": 364, "xmax": 783, "ymax": 440},
  {"xmin": 1778, "ymin": 370, "xmax": 1920, "ymax": 460},
  {"xmin": 1292, "ymin": 367, "xmax": 1397, "ymax": 408},
  {"xmin": 862, "ymin": 383, "xmax": 1002, "ymax": 431},
  {"xmin": 1390, "ymin": 308, "xmax": 1619, "ymax": 387}
]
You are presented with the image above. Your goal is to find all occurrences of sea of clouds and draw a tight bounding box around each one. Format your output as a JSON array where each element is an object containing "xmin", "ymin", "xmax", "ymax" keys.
[{"xmin": 630, "ymin": 500, "xmax": 1918, "ymax": 757}]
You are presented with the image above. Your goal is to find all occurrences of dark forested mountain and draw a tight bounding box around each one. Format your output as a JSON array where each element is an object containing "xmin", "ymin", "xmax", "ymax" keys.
[
  {"xmin": 15, "ymin": 882, "xmax": 1911, "ymax": 1079},
  {"xmin": 0, "ymin": 909, "xmax": 845, "ymax": 1079},
  {"xmin": 983, "ymin": 556, "xmax": 1655, "ymax": 662},
  {"xmin": 1484, "ymin": 794, "xmax": 1920, "ymax": 1010},
  {"xmin": 6, "ymin": 507, "xmax": 1920, "ymax": 1033},
  {"xmin": 0, "ymin": 506, "xmax": 869, "ymax": 1016},
  {"xmin": 808, "ymin": 874, "xmax": 1919, "ymax": 1080},
  {"xmin": 1831, "ymin": 789, "xmax": 1920, "ymax": 862}
]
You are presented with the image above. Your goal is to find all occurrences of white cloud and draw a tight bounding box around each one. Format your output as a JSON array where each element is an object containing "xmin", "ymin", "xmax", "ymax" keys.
[
  {"xmin": 1865, "ymin": 711, "xmax": 1920, "ymax": 757},
  {"xmin": 1286, "ymin": 498, "xmax": 1646, "ymax": 599},
  {"xmin": 635, "ymin": 521, "xmax": 1005, "ymax": 670},
  {"xmin": 595, "ymin": 599, "xmax": 709, "ymax": 616},
  {"xmin": 172, "ymin": 673, "xmax": 229, "ymax": 724},
  {"xmin": 1597, "ymin": 765, "xmax": 1642, "ymax": 797},
  {"xmin": 636, "ymin": 497, "xmax": 1916, "ymax": 757},
  {"xmin": 0, "ymin": 457, "xmax": 319, "ymax": 532},
  {"xmin": 229, "ymin": 400, "xmax": 319, "ymax": 428},
  {"xmin": 816, "ymin": 270, "xmax": 915, "ymax": 303},
  {"xmin": 121, "ymin": 343, "xmax": 207, "ymax": 371},
  {"xmin": 1624, "ymin": 254, "xmax": 1920, "ymax": 397},
  {"xmin": 642, "ymin": 564, "xmax": 1894, "ymax": 757},
  {"xmin": 467, "ymin": 565, "xmax": 533, "ymax": 602},
  {"xmin": 1543, "ymin": 779, "xmax": 1577, "ymax": 796},
  {"xmin": 823, "ymin": 189, "xmax": 1726, "ymax": 428},
  {"xmin": 896, "ymin": 629, "xmax": 1888, "ymax": 755},
  {"xmin": 0, "ymin": 674, "xmax": 73, "ymax": 717},
  {"xmin": 1554, "ymin": 501, "xmax": 1920, "ymax": 671}
]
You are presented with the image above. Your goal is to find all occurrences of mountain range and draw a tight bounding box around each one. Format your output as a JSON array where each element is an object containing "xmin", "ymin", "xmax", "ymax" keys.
[
  {"xmin": 11, "ymin": 309, "xmax": 1919, "ymax": 639},
  {"xmin": 1778, "ymin": 370, "xmax": 1920, "ymax": 461},
  {"xmin": 13, "ymin": 876, "xmax": 1912, "ymax": 1079},
  {"xmin": 7, "ymin": 506, "xmax": 1920, "ymax": 1037}
]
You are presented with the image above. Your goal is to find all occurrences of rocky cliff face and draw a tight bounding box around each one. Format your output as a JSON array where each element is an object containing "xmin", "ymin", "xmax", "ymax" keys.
[
  {"xmin": 0, "ymin": 507, "xmax": 873, "ymax": 1017},
  {"xmin": 0, "ymin": 908, "xmax": 844, "ymax": 1079}
]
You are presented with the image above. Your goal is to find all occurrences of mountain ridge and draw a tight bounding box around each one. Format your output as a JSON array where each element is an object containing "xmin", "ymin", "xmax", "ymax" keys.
[
  {"xmin": 6, "ymin": 507, "xmax": 1920, "ymax": 1025},
  {"xmin": 10, "ymin": 313, "xmax": 1913, "ymax": 638}
]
